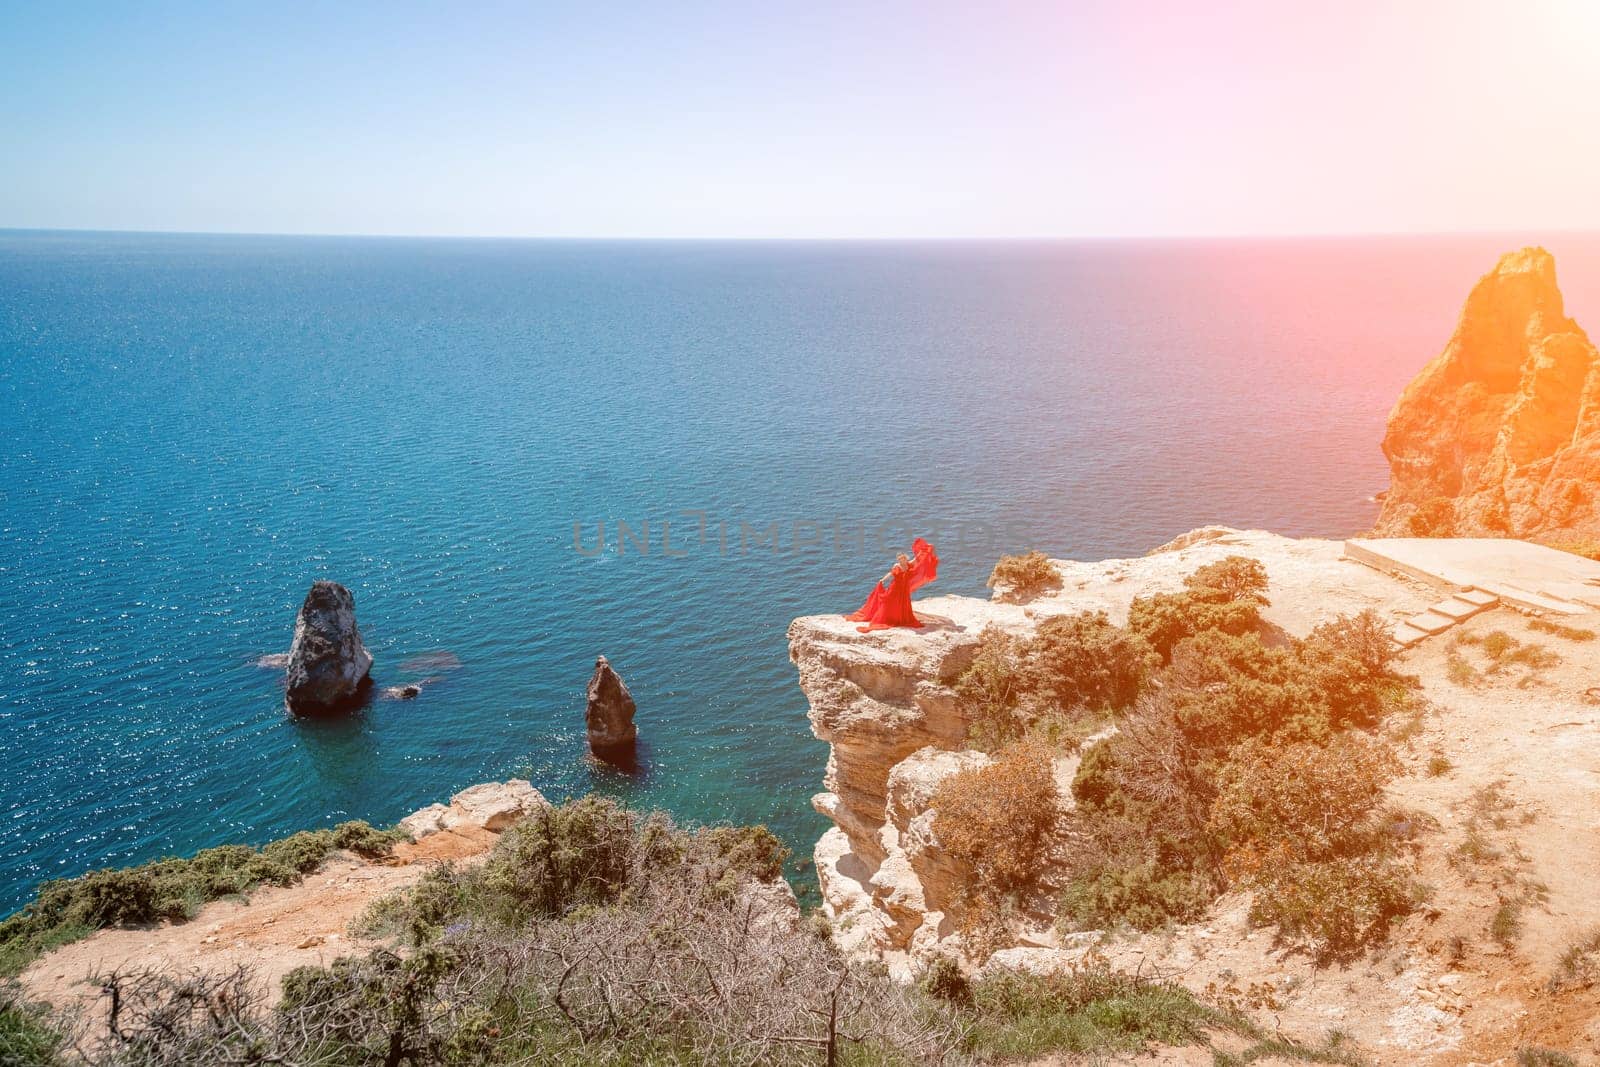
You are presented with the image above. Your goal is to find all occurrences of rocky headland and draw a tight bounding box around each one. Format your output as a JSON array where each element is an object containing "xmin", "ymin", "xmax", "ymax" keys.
[
  {"xmin": 791, "ymin": 526, "xmax": 1600, "ymax": 1061},
  {"xmin": 1376, "ymin": 246, "xmax": 1600, "ymax": 542}
]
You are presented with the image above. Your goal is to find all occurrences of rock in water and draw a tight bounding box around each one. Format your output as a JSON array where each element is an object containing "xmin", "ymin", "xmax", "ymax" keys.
[
  {"xmin": 1375, "ymin": 247, "xmax": 1600, "ymax": 539},
  {"xmin": 585, "ymin": 655, "xmax": 637, "ymax": 757},
  {"xmin": 284, "ymin": 581, "xmax": 374, "ymax": 714}
]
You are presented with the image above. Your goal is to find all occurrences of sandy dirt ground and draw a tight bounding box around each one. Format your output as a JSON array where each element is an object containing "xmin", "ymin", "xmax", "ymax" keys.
[{"xmin": 19, "ymin": 824, "xmax": 497, "ymax": 1021}]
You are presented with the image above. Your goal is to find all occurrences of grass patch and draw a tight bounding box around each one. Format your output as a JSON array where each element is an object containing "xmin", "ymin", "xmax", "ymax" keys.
[
  {"xmin": 1452, "ymin": 630, "xmax": 1560, "ymax": 682},
  {"xmin": 0, "ymin": 820, "xmax": 402, "ymax": 977},
  {"xmin": 1516, "ymin": 1048, "xmax": 1579, "ymax": 1067},
  {"xmin": 959, "ymin": 970, "xmax": 1238, "ymax": 1060},
  {"xmin": 1548, "ymin": 928, "xmax": 1600, "ymax": 992},
  {"xmin": 0, "ymin": 988, "xmax": 68, "ymax": 1066},
  {"xmin": 1529, "ymin": 618, "xmax": 1596, "ymax": 642},
  {"xmin": 1445, "ymin": 651, "xmax": 1480, "ymax": 687},
  {"xmin": 1426, "ymin": 755, "xmax": 1453, "ymax": 777},
  {"xmin": 1492, "ymin": 901, "xmax": 1523, "ymax": 946}
]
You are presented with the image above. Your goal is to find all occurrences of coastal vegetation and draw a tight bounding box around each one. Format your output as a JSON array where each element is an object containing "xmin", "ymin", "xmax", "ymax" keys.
[
  {"xmin": 0, "ymin": 797, "xmax": 1358, "ymax": 1066},
  {"xmin": 944, "ymin": 556, "xmax": 1421, "ymax": 962},
  {"xmin": 0, "ymin": 821, "xmax": 401, "ymax": 978},
  {"xmin": 985, "ymin": 550, "xmax": 1062, "ymax": 602}
]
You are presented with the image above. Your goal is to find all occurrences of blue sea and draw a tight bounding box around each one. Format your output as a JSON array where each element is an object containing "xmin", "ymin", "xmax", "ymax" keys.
[{"xmin": 5, "ymin": 230, "xmax": 1600, "ymax": 914}]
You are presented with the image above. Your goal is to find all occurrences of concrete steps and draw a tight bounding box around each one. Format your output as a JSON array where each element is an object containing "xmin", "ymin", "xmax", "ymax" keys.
[{"xmin": 1391, "ymin": 589, "xmax": 1501, "ymax": 648}]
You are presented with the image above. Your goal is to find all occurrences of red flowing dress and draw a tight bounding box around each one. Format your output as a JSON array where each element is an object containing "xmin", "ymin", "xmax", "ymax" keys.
[{"xmin": 846, "ymin": 539, "xmax": 939, "ymax": 632}]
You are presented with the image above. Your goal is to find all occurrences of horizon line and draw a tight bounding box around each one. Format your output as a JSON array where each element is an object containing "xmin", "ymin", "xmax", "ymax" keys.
[{"xmin": 5, "ymin": 224, "xmax": 1599, "ymax": 244}]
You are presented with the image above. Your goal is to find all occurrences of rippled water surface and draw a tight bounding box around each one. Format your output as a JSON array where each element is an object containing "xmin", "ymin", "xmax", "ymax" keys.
[{"xmin": 5, "ymin": 230, "xmax": 1600, "ymax": 912}]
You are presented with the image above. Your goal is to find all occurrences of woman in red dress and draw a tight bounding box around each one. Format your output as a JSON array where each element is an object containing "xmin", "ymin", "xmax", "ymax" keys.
[{"xmin": 846, "ymin": 538, "xmax": 938, "ymax": 632}]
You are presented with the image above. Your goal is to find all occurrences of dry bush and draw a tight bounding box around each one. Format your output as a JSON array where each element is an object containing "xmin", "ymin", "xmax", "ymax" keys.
[
  {"xmin": 1446, "ymin": 650, "xmax": 1480, "ymax": 687},
  {"xmin": 1549, "ymin": 928, "xmax": 1600, "ymax": 992},
  {"xmin": 932, "ymin": 743, "xmax": 1060, "ymax": 951},
  {"xmin": 1306, "ymin": 609, "xmax": 1399, "ymax": 679},
  {"xmin": 987, "ymin": 550, "xmax": 1063, "ymax": 603},
  {"xmin": 86, "ymin": 801, "xmax": 954, "ymax": 1067}
]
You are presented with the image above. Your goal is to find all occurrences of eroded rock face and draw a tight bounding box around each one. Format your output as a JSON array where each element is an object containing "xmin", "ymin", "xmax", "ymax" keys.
[
  {"xmin": 1375, "ymin": 247, "xmax": 1600, "ymax": 539},
  {"xmin": 284, "ymin": 581, "xmax": 373, "ymax": 714},
  {"xmin": 789, "ymin": 599, "xmax": 1040, "ymax": 972},
  {"xmin": 585, "ymin": 655, "xmax": 638, "ymax": 757}
]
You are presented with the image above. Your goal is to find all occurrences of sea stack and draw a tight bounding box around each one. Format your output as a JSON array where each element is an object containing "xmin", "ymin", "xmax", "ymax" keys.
[
  {"xmin": 585, "ymin": 655, "xmax": 637, "ymax": 758},
  {"xmin": 284, "ymin": 581, "xmax": 374, "ymax": 714},
  {"xmin": 1375, "ymin": 247, "xmax": 1600, "ymax": 539}
]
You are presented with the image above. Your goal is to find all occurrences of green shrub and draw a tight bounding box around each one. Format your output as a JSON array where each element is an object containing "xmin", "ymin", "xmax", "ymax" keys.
[
  {"xmin": 1305, "ymin": 609, "xmax": 1399, "ymax": 679},
  {"xmin": 1183, "ymin": 556, "xmax": 1270, "ymax": 604},
  {"xmin": 1023, "ymin": 611, "xmax": 1156, "ymax": 717},
  {"xmin": 1125, "ymin": 557, "xmax": 1268, "ymax": 664},
  {"xmin": 1060, "ymin": 860, "xmax": 1216, "ymax": 932},
  {"xmin": 479, "ymin": 797, "xmax": 639, "ymax": 926},
  {"xmin": 956, "ymin": 614, "xmax": 1154, "ymax": 751},
  {"xmin": 1056, "ymin": 591, "xmax": 1418, "ymax": 955},
  {"xmin": 363, "ymin": 800, "xmax": 793, "ymax": 950},
  {"xmin": 955, "ymin": 627, "xmax": 1030, "ymax": 751},
  {"xmin": 699, "ymin": 824, "xmax": 790, "ymax": 885},
  {"xmin": 1207, "ymin": 735, "xmax": 1398, "ymax": 863},
  {"xmin": 987, "ymin": 550, "xmax": 1063, "ymax": 602},
  {"xmin": 1243, "ymin": 854, "xmax": 1418, "ymax": 963},
  {"xmin": 917, "ymin": 955, "xmax": 971, "ymax": 1004}
]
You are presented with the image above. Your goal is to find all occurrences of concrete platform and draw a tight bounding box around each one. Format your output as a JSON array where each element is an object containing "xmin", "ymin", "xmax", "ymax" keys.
[
  {"xmin": 1345, "ymin": 538, "xmax": 1600, "ymax": 616},
  {"xmin": 1392, "ymin": 622, "xmax": 1432, "ymax": 647},
  {"xmin": 1407, "ymin": 611, "xmax": 1457, "ymax": 634}
]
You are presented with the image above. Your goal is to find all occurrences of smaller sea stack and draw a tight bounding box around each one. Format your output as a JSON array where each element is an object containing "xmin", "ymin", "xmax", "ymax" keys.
[
  {"xmin": 585, "ymin": 655, "xmax": 638, "ymax": 759},
  {"xmin": 284, "ymin": 581, "xmax": 373, "ymax": 714}
]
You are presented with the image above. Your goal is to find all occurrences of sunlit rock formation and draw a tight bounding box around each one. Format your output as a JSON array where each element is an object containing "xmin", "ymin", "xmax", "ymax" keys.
[
  {"xmin": 399, "ymin": 778, "xmax": 550, "ymax": 837},
  {"xmin": 585, "ymin": 655, "xmax": 638, "ymax": 758},
  {"xmin": 1375, "ymin": 246, "xmax": 1600, "ymax": 539},
  {"xmin": 284, "ymin": 581, "xmax": 374, "ymax": 714}
]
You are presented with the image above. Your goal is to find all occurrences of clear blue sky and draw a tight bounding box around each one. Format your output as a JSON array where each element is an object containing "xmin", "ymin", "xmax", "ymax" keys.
[{"xmin": 4, "ymin": 0, "xmax": 1599, "ymax": 238}]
